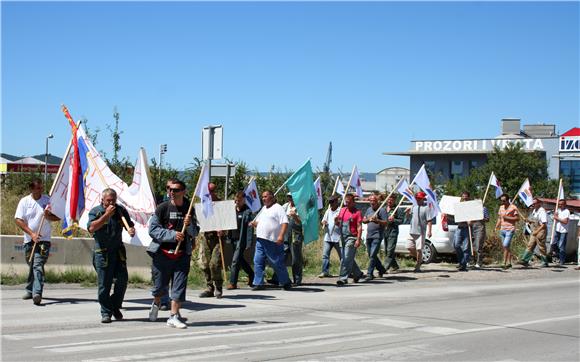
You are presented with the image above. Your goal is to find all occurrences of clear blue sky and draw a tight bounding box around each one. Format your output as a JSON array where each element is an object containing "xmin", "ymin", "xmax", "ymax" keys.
[{"xmin": 2, "ymin": 1, "xmax": 578, "ymax": 174}]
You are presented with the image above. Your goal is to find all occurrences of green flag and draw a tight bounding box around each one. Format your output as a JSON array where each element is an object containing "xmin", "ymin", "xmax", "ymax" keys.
[{"xmin": 286, "ymin": 159, "xmax": 320, "ymax": 244}]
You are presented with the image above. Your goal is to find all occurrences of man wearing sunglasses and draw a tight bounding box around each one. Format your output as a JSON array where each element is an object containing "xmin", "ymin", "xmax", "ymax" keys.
[{"xmin": 147, "ymin": 179, "xmax": 199, "ymax": 329}]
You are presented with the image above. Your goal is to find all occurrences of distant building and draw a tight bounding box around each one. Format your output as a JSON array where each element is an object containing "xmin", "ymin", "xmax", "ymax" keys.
[
  {"xmin": 0, "ymin": 153, "xmax": 62, "ymax": 174},
  {"xmin": 384, "ymin": 119, "xmax": 580, "ymax": 197},
  {"xmin": 376, "ymin": 167, "xmax": 410, "ymax": 192}
]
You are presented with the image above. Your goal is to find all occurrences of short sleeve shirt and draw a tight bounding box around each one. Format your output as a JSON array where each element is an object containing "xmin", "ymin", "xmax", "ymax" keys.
[
  {"xmin": 531, "ymin": 207, "xmax": 547, "ymax": 224},
  {"xmin": 498, "ymin": 204, "xmax": 518, "ymax": 231},
  {"xmin": 555, "ymin": 208, "xmax": 571, "ymax": 233},
  {"xmin": 410, "ymin": 205, "xmax": 431, "ymax": 236},
  {"xmin": 338, "ymin": 207, "xmax": 362, "ymax": 237},
  {"xmin": 364, "ymin": 206, "xmax": 387, "ymax": 239},
  {"xmin": 15, "ymin": 194, "xmax": 52, "ymax": 243},
  {"xmin": 256, "ymin": 204, "xmax": 288, "ymax": 242},
  {"xmin": 322, "ymin": 207, "xmax": 341, "ymax": 242}
]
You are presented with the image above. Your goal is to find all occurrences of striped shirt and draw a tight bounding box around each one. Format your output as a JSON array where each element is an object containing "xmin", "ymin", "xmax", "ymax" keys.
[{"xmin": 498, "ymin": 204, "xmax": 518, "ymax": 231}]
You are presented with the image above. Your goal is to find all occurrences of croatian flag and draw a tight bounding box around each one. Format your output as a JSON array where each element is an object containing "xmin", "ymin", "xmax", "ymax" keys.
[
  {"xmin": 489, "ymin": 172, "xmax": 503, "ymax": 198},
  {"xmin": 397, "ymin": 179, "xmax": 417, "ymax": 206},
  {"xmin": 517, "ymin": 178, "xmax": 533, "ymax": 207},
  {"xmin": 350, "ymin": 166, "xmax": 363, "ymax": 198},
  {"xmin": 313, "ymin": 176, "xmax": 323, "ymax": 209},
  {"xmin": 195, "ymin": 163, "xmax": 214, "ymax": 218},
  {"xmin": 244, "ymin": 178, "xmax": 261, "ymax": 213},
  {"xmin": 413, "ymin": 165, "xmax": 441, "ymax": 216}
]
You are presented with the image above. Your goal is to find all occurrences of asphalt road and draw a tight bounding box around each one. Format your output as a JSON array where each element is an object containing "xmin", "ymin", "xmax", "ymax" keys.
[{"xmin": 2, "ymin": 264, "xmax": 579, "ymax": 361}]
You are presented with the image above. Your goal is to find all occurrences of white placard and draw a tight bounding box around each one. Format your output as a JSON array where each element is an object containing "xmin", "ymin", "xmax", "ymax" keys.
[
  {"xmin": 440, "ymin": 195, "xmax": 461, "ymax": 215},
  {"xmin": 195, "ymin": 200, "xmax": 237, "ymax": 232},
  {"xmin": 454, "ymin": 199, "xmax": 484, "ymax": 223}
]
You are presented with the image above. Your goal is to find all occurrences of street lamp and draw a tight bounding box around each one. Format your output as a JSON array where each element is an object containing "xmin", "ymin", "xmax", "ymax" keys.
[{"xmin": 44, "ymin": 134, "xmax": 54, "ymax": 187}]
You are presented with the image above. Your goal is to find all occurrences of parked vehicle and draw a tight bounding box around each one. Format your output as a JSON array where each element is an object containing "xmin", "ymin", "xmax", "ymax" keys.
[{"xmin": 395, "ymin": 208, "xmax": 457, "ymax": 263}]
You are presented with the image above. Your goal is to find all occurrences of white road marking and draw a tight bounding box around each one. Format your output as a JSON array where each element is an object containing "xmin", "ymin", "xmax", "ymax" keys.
[
  {"xmin": 366, "ymin": 318, "xmax": 423, "ymax": 328},
  {"xmin": 311, "ymin": 311, "xmax": 370, "ymax": 320}
]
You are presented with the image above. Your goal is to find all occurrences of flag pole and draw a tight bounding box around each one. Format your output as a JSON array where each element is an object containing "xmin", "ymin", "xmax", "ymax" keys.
[
  {"xmin": 175, "ymin": 162, "xmax": 207, "ymax": 253},
  {"xmin": 372, "ymin": 178, "xmax": 403, "ymax": 218},
  {"xmin": 389, "ymin": 172, "xmax": 421, "ymax": 218},
  {"xmin": 482, "ymin": 173, "xmax": 492, "ymax": 205},
  {"xmin": 29, "ymin": 121, "xmax": 79, "ymax": 263},
  {"xmin": 549, "ymin": 178, "xmax": 563, "ymax": 248},
  {"xmin": 337, "ymin": 165, "xmax": 356, "ymax": 210}
]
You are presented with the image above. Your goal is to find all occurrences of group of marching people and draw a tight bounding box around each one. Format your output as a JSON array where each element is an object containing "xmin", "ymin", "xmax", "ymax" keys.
[{"xmin": 15, "ymin": 177, "xmax": 576, "ymax": 329}]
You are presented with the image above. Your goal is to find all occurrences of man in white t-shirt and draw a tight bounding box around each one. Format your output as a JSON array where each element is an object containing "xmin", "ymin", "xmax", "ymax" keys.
[
  {"xmin": 520, "ymin": 198, "xmax": 548, "ymax": 267},
  {"xmin": 250, "ymin": 191, "xmax": 292, "ymax": 290},
  {"xmin": 552, "ymin": 199, "xmax": 570, "ymax": 266},
  {"xmin": 318, "ymin": 194, "xmax": 342, "ymax": 278},
  {"xmin": 14, "ymin": 179, "xmax": 60, "ymax": 305}
]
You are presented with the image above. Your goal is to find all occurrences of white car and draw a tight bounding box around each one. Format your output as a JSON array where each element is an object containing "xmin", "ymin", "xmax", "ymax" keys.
[{"xmin": 395, "ymin": 211, "xmax": 457, "ymax": 263}]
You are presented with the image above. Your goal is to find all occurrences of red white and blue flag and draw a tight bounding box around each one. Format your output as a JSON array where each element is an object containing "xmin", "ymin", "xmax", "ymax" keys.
[
  {"xmin": 517, "ymin": 178, "xmax": 533, "ymax": 207},
  {"xmin": 397, "ymin": 179, "xmax": 417, "ymax": 206},
  {"xmin": 489, "ymin": 172, "xmax": 504, "ymax": 199},
  {"xmin": 244, "ymin": 178, "xmax": 261, "ymax": 213},
  {"xmin": 413, "ymin": 165, "xmax": 441, "ymax": 216}
]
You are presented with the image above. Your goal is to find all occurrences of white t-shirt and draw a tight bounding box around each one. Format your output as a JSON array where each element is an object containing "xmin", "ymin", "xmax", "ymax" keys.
[
  {"xmin": 531, "ymin": 207, "xmax": 547, "ymax": 224},
  {"xmin": 14, "ymin": 194, "xmax": 52, "ymax": 243},
  {"xmin": 322, "ymin": 207, "xmax": 341, "ymax": 243},
  {"xmin": 555, "ymin": 208, "xmax": 571, "ymax": 233},
  {"xmin": 256, "ymin": 203, "xmax": 288, "ymax": 242}
]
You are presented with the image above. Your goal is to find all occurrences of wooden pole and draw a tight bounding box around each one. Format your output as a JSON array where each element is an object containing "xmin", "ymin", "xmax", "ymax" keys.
[
  {"xmin": 29, "ymin": 121, "xmax": 79, "ymax": 262},
  {"xmin": 372, "ymin": 178, "xmax": 403, "ymax": 219},
  {"xmin": 218, "ymin": 235, "xmax": 228, "ymax": 282},
  {"xmin": 175, "ymin": 163, "xmax": 207, "ymax": 253},
  {"xmin": 482, "ymin": 173, "xmax": 492, "ymax": 205},
  {"xmin": 549, "ymin": 178, "xmax": 563, "ymax": 247},
  {"xmin": 468, "ymin": 224, "xmax": 474, "ymax": 256}
]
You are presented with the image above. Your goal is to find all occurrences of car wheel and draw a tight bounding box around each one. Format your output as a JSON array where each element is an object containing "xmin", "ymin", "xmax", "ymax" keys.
[{"xmin": 422, "ymin": 241, "xmax": 437, "ymax": 264}]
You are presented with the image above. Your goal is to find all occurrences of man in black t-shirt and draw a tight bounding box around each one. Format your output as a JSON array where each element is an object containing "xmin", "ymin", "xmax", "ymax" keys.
[{"xmin": 147, "ymin": 179, "xmax": 199, "ymax": 329}]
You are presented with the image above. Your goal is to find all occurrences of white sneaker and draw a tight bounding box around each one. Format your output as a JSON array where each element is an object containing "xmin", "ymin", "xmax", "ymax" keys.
[
  {"xmin": 149, "ymin": 302, "xmax": 159, "ymax": 322},
  {"xmin": 474, "ymin": 264, "xmax": 481, "ymax": 269},
  {"xmin": 167, "ymin": 315, "xmax": 187, "ymax": 329}
]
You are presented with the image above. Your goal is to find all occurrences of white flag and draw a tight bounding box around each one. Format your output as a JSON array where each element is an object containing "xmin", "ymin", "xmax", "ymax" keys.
[
  {"xmin": 336, "ymin": 179, "xmax": 345, "ymax": 196},
  {"xmin": 397, "ymin": 179, "xmax": 417, "ymax": 206},
  {"xmin": 489, "ymin": 172, "xmax": 503, "ymax": 199},
  {"xmin": 195, "ymin": 163, "xmax": 214, "ymax": 218},
  {"xmin": 413, "ymin": 165, "xmax": 441, "ymax": 216},
  {"xmin": 244, "ymin": 178, "xmax": 261, "ymax": 212},
  {"xmin": 517, "ymin": 178, "xmax": 533, "ymax": 207},
  {"xmin": 557, "ymin": 181, "xmax": 565, "ymax": 201},
  {"xmin": 350, "ymin": 166, "xmax": 363, "ymax": 198},
  {"xmin": 313, "ymin": 176, "xmax": 323, "ymax": 210}
]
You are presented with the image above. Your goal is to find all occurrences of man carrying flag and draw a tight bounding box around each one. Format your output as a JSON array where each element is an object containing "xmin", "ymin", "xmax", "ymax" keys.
[
  {"xmin": 406, "ymin": 191, "xmax": 432, "ymax": 272},
  {"xmin": 519, "ymin": 197, "xmax": 549, "ymax": 268},
  {"xmin": 336, "ymin": 193, "xmax": 365, "ymax": 285},
  {"xmin": 199, "ymin": 182, "xmax": 225, "ymax": 299}
]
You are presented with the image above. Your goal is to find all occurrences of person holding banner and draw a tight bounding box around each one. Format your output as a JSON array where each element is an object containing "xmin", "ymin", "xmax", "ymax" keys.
[
  {"xmin": 495, "ymin": 194, "xmax": 519, "ymax": 269},
  {"xmin": 250, "ymin": 190, "xmax": 292, "ymax": 291},
  {"xmin": 319, "ymin": 194, "xmax": 342, "ymax": 278},
  {"xmin": 519, "ymin": 198, "xmax": 548, "ymax": 267},
  {"xmin": 453, "ymin": 192, "xmax": 471, "ymax": 272},
  {"xmin": 227, "ymin": 191, "xmax": 255, "ymax": 290},
  {"xmin": 384, "ymin": 195, "xmax": 405, "ymax": 273},
  {"xmin": 552, "ymin": 199, "xmax": 570, "ymax": 266},
  {"xmin": 88, "ymin": 188, "xmax": 136, "ymax": 323},
  {"xmin": 147, "ymin": 179, "xmax": 198, "ymax": 329},
  {"xmin": 15, "ymin": 179, "xmax": 60, "ymax": 306},
  {"xmin": 362, "ymin": 194, "xmax": 388, "ymax": 281},
  {"xmin": 336, "ymin": 194, "xmax": 365, "ymax": 286},
  {"xmin": 406, "ymin": 192, "xmax": 432, "ymax": 273},
  {"xmin": 199, "ymin": 183, "xmax": 226, "ymax": 299}
]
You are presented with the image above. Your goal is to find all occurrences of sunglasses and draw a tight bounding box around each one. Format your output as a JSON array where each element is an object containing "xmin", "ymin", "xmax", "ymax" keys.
[{"xmin": 169, "ymin": 188, "xmax": 184, "ymax": 193}]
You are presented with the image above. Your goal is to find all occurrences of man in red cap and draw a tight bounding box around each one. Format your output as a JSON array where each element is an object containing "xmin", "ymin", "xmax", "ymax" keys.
[{"xmin": 406, "ymin": 191, "xmax": 432, "ymax": 272}]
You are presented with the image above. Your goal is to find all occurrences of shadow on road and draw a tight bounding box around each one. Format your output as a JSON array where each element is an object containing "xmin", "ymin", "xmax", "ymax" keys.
[
  {"xmin": 223, "ymin": 294, "xmax": 277, "ymax": 300},
  {"xmin": 41, "ymin": 297, "xmax": 96, "ymax": 306}
]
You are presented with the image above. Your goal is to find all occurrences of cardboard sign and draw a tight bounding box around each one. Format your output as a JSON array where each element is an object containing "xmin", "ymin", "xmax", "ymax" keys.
[
  {"xmin": 440, "ymin": 195, "xmax": 461, "ymax": 215},
  {"xmin": 195, "ymin": 200, "xmax": 237, "ymax": 232},
  {"xmin": 454, "ymin": 199, "xmax": 484, "ymax": 223}
]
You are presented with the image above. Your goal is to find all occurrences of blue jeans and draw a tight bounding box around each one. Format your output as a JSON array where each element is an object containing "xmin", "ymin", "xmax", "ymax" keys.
[
  {"xmin": 24, "ymin": 242, "xmax": 50, "ymax": 296},
  {"xmin": 338, "ymin": 237, "xmax": 363, "ymax": 282},
  {"xmin": 554, "ymin": 232, "xmax": 568, "ymax": 265},
  {"xmin": 500, "ymin": 230, "xmax": 515, "ymax": 248},
  {"xmin": 366, "ymin": 237, "xmax": 386, "ymax": 276},
  {"xmin": 321, "ymin": 241, "xmax": 341, "ymax": 274},
  {"xmin": 93, "ymin": 248, "xmax": 128, "ymax": 317},
  {"xmin": 253, "ymin": 238, "xmax": 291, "ymax": 286},
  {"xmin": 151, "ymin": 252, "xmax": 191, "ymax": 303},
  {"xmin": 454, "ymin": 227, "xmax": 471, "ymax": 268}
]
